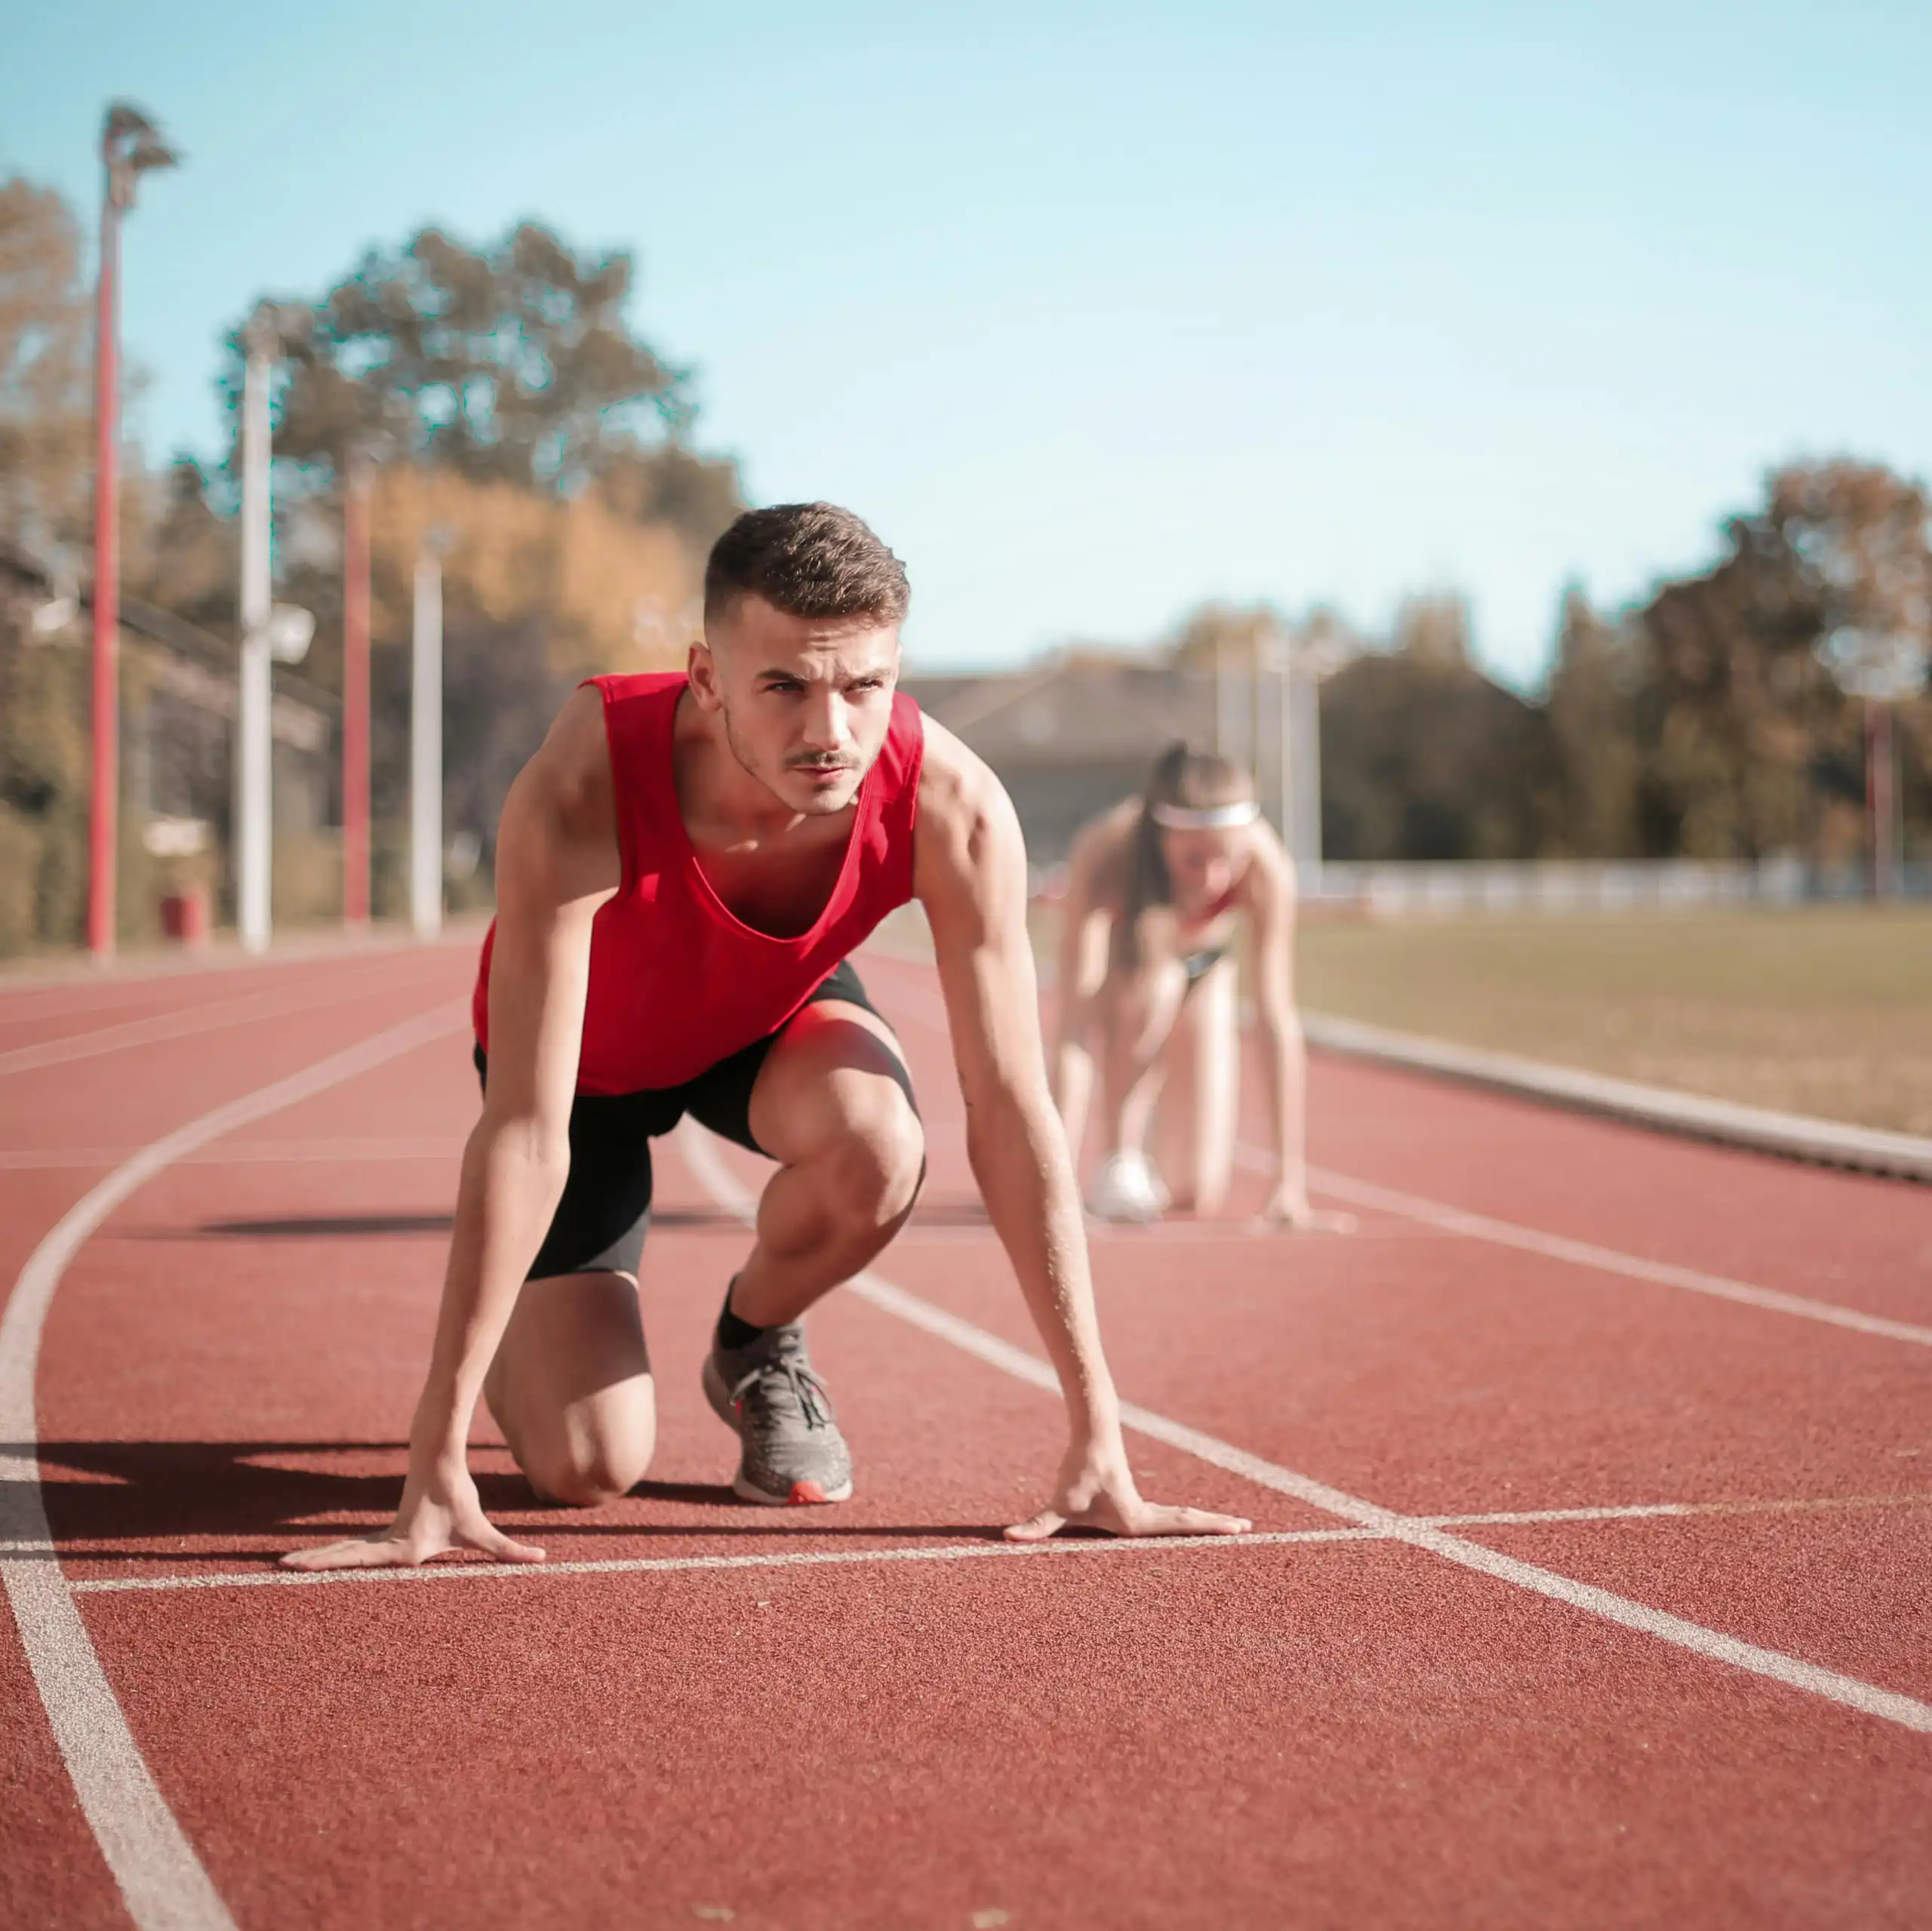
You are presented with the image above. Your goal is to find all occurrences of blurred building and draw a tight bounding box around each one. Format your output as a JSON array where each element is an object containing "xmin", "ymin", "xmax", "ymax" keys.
[
  {"xmin": 903, "ymin": 658, "xmax": 1214, "ymax": 867},
  {"xmin": 0, "ymin": 536, "xmax": 336, "ymax": 915}
]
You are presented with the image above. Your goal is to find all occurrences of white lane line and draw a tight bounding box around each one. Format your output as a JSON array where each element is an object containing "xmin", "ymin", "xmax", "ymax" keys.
[
  {"xmin": 82, "ymin": 1490, "xmax": 1932, "ymax": 1597},
  {"xmin": 68, "ymin": 1527, "xmax": 1384, "ymax": 1596},
  {"xmin": 1414, "ymin": 1492, "xmax": 1932, "ymax": 1528},
  {"xmin": 0, "ymin": 1000, "xmax": 469, "ymax": 1931},
  {"xmin": 0, "ymin": 962, "xmax": 422, "ymax": 1078},
  {"xmin": 0, "ymin": 1139, "xmax": 467, "ymax": 1172},
  {"xmin": 859, "ymin": 952, "xmax": 1932, "ymax": 1353},
  {"xmin": 678, "ymin": 1120, "xmax": 1932, "ymax": 1738},
  {"xmin": 1236, "ymin": 1148, "xmax": 1932, "ymax": 1351}
]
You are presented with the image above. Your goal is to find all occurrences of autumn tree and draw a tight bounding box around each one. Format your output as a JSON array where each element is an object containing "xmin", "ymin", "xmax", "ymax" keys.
[
  {"xmin": 0, "ymin": 177, "xmax": 93, "ymax": 552},
  {"xmin": 1632, "ymin": 460, "xmax": 1926, "ymax": 862},
  {"xmin": 1543, "ymin": 584, "xmax": 1644, "ymax": 856},
  {"xmin": 211, "ymin": 220, "xmax": 743, "ymax": 900}
]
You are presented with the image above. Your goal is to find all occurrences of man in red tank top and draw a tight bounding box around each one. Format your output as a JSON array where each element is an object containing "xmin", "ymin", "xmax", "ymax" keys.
[{"xmin": 287, "ymin": 504, "xmax": 1247, "ymax": 1570}]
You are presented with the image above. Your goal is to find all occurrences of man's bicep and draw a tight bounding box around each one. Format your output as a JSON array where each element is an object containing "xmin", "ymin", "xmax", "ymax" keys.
[
  {"xmin": 920, "ymin": 780, "xmax": 1049, "ymax": 1102},
  {"xmin": 482, "ymin": 770, "xmax": 607, "ymax": 1130}
]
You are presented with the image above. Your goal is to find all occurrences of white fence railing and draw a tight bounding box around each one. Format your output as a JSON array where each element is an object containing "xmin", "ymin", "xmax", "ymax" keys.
[{"xmin": 1307, "ymin": 858, "xmax": 1931, "ymax": 915}]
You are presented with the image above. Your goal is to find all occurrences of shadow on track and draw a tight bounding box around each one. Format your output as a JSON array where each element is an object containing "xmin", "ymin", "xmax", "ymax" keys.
[
  {"xmin": 122, "ymin": 1196, "xmax": 993, "ymax": 1241},
  {"xmin": 8, "ymin": 1441, "xmax": 1003, "ymax": 1561}
]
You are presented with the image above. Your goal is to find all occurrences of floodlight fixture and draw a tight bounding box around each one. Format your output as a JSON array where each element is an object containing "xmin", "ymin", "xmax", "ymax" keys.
[
  {"xmin": 263, "ymin": 604, "xmax": 315, "ymax": 664},
  {"xmin": 102, "ymin": 101, "xmax": 179, "ymax": 212},
  {"xmin": 1815, "ymin": 628, "xmax": 1929, "ymax": 705}
]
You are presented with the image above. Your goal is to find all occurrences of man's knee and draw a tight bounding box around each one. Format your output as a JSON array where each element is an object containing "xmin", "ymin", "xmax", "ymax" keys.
[
  {"xmin": 521, "ymin": 1422, "xmax": 654, "ymax": 1508},
  {"xmin": 825, "ymin": 1088, "xmax": 925, "ymax": 1231}
]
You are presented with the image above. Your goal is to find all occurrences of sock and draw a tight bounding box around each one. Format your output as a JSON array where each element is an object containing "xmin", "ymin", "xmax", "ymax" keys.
[{"xmin": 715, "ymin": 1277, "xmax": 768, "ymax": 1354}]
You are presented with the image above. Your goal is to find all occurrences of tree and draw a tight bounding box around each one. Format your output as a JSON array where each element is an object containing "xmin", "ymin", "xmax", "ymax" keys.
[
  {"xmin": 1544, "ymin": 584, "xmax": 1644, "ymax": 856},
  {"xmin": 0, "ymin": 177, "xmax": 93, "ymax": 554},
  {"xmin": 353, "ymin": 465, "xmax": 701, "ymax": 873},
  {"xmin": 251, "ymin": 222, "xmax": 697, "ymax": 500},
  {"xmin": 1164, "ymin": 601, "xmax": 1284, "ymax": 675},
  {"xmin": 210, "ymin": 219, "xmax": 744, "ymax": 905},
  {"xmin": 1632, "ymin": 460, "xmax": 1926, "ymax": 862}
]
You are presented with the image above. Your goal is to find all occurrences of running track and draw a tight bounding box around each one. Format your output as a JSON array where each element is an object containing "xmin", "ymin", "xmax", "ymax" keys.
[{"xmin": 2, "ymin": 935, "xmax": 1927, "ymax": 1929}]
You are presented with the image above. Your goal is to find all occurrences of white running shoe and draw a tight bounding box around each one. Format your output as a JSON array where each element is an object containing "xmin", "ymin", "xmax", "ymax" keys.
[{"xmin": 1087, "ymin": 1149, "xmax": 1170, "ymax": 1224}]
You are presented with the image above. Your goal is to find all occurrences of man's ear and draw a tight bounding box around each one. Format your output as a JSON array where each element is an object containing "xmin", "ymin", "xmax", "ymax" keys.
[{"xmin": 687, "ymin": 640, "xmax": 724, "ymax": 712}]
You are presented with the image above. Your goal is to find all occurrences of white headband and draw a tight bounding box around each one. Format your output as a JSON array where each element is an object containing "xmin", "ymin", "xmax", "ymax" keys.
[{"xmin": 1149, "ymin": 799, "xmax": 1260, "ymax": 831}]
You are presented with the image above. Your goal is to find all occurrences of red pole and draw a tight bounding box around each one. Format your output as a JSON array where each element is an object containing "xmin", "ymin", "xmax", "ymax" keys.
[
  {"xmin": 343, "ymin": 460, "xmax": 371, "ymax": 926},
  {"xmin": 88, "ymin": 172, "xmax": 122, "ymax": 961}
]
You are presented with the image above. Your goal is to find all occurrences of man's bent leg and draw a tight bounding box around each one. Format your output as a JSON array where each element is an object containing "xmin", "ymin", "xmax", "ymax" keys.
[
  {"xmin": 728, "ymin": 1000, "xmax": 925, "ymax": 1327},
  {"xmin": 483, "ymin": 1270, "xmax": 655, "ymax": 1506}
]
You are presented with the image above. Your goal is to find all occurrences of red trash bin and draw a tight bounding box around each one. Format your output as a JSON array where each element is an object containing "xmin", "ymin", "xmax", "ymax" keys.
[{"xmin": 159, "ymin": 884, "xmax": 210, "ymax": 948}]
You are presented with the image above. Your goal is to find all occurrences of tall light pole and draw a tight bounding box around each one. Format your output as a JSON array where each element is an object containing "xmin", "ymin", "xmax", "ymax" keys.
[
  {"xmin": 235, "ymin": 311, "xmax": 275, "ymax": 953},
  {"xmin": 410, "ymin": 533, "xmax": 449, "ymax": 939},
  {"xmin": 1214, "ymin": 633, "xmax": 1237, "ymax": 760},
  {"xmin": 234, "ymin": 304, "xmax": 314, "ymax": 955},
  {"xmin": 342, "ymin": 455, "xmax": 373, "ymax": 928},
  {"xmin": 1266, "ymin": 618, "xmax": 1348, "ymax": 887},
  {"xmin": 88, "ymin": 103, "xmax": 177, "ymax": 962},
  {"xmin": 1817, "ymin": 628, "xmax": 1927, "ymax": 900}
]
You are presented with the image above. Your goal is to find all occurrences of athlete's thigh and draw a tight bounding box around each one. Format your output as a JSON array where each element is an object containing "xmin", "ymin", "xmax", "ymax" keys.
[
  {"xmin": 744, "ymin": 999, "xmax": 919, "ymax": 1168},
  {"xmin": 1152, "ymin": 991, "xmax": 1199, "ymax": 1166},
  {"xmin": 1189, "ymin": 961, "xmax": 1241, "ymax": 1200},
  {"xmin": 1104, "ymin": 955, "xmax": 1189, "ymax": 1061}
]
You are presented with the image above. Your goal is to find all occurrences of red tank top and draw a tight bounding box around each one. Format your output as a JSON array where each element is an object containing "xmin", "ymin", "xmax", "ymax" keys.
[{"xmin": 472, "ymin": 672, "xmax": 925, "ymax": 1094}]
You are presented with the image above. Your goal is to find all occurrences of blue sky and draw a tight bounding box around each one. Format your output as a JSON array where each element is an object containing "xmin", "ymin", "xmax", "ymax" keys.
[{"xmin": 5, "ymin": 1, "xmax": 1927, "ymax": 684}]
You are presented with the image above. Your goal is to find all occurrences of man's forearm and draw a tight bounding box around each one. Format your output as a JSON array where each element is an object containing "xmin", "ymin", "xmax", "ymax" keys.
[
  {"xmin": 410, "ymin": 1122, "xmax": 568, "ymax": 1459},
  {"xmin": 966, "ymin": 1087, "xmax": 1118, "ymax": 1434}
]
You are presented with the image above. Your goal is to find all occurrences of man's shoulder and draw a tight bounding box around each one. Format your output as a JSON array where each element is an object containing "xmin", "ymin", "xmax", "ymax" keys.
[
  {"xmin": 913, "ymin": 715, "xmax": 1011, "ymax": 836},
  {"xmin": 525, "ymin": 685, "xmax": 620, "ymax": 838}
]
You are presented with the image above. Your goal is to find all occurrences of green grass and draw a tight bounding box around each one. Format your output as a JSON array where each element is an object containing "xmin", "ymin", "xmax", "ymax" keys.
[{"xmin": 1295, "ymin": 906, "xmax": 1932, "ymax": 1137}]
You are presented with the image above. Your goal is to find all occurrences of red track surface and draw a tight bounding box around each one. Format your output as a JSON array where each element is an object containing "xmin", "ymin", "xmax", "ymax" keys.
[{"xmin": 2, "ymin": 939, "xmax": 1928, "ymax": 1929}]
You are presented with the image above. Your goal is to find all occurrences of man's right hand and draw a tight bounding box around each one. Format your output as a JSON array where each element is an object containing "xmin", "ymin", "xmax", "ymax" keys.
[{"xmin": 280, "ymin": 1455, "xmax": 546, "ymax": 1572}]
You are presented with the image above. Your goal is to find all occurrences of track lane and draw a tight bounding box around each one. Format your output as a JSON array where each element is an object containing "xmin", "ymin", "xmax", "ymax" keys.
[{"xmin": 8, "ymin": 939, "xmax": 1932, "ymax": 1927}]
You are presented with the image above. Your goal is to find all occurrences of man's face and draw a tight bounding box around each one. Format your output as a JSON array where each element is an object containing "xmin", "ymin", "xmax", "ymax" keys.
[{"xmin": 690, "ymin": 594, "xmax": 901, "ymax": 816}]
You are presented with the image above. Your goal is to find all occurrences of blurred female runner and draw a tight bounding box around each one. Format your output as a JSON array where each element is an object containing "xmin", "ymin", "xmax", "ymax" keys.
[{"xmin": 1052, "ymin": 743, "xmax": 1352, "ymax": 1228}]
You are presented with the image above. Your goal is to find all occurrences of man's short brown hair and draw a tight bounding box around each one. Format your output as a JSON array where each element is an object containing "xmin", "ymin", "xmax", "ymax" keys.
[{"xmin": 703, "ymin": 502, "xmax": 910, "ymax": 629}]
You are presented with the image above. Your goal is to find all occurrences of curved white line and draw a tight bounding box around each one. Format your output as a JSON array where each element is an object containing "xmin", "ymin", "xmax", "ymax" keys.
[
  {"xmin": 0, "ymin": 1002, "xmax": 468, "ymax": 1931},
  {"xmin": 0, "ymin": 962, "xmax": 420, "ymax": 1079}
]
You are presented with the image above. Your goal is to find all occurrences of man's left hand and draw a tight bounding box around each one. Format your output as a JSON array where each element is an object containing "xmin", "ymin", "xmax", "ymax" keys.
[{"xmin": 1004, "ymin": 1438, "xmax": 1252, "ymax": 1542}]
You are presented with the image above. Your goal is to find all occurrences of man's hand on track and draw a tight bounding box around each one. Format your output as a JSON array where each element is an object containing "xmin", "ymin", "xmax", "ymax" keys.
[
  {"xmin": 281, "ymin": 1459, "xmax": 546, "ymax": 1572},
  {"xmin": 1004, "ymin": 1441, "xmax": 1252, "ymax": 1542}
]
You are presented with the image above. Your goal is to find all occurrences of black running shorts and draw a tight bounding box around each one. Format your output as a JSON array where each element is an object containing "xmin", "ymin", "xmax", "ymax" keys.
[{"xmin": 473, "ymin": 958, "xmax": 915, "ymax": 1282}]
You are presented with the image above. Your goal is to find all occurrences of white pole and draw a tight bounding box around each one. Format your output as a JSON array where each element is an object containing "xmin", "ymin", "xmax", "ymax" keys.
[
  {"xmin": 1278, "ymin": 638, "xmax": 1293, "ymax": 856},
  {"xmin": 235, "ymin": 318, "xmax": 272, "ymax": 954},
  {"xmin": 1293, "ymin": 665, "xmax": 1323, "ymax": 888},
  {"xmin": 410, "ymin": 547, "xmax": 443, "ymax": 938}
]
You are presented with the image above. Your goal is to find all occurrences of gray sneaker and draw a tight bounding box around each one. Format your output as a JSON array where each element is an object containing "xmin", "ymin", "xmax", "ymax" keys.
[{"xmin": 702, "ymin": 1322, "xmax": 854, "ymax": 1505}]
